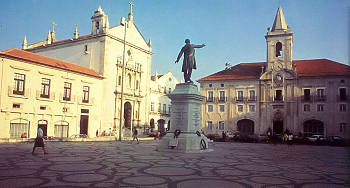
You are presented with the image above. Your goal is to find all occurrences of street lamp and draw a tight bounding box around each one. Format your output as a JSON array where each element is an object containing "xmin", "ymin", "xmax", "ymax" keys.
[{"xmin": 118, "ymin": 16, "xmax": 127, "ymax": 141}]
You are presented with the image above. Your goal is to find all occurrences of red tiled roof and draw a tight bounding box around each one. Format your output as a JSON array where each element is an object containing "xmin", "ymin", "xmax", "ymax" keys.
[
  {"xmin": 294, "ymin": 59, "xmax": 350, "ymax": 77},
  {"xmin": 0, "ymin": 48, "xmax": 102, "ymax": 78},
  {"xmin": 151, "ymin": 74, "xmax": 163, "ymax": 81},
  {"xmin": 197, "ymin": 59, "xmax": 350, "ymax": 82}
]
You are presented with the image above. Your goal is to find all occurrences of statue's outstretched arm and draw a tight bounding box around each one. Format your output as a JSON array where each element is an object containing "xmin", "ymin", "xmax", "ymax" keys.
[{"xmin": 193, "ymin": 44, "xmax": 206, "ymax": 48}]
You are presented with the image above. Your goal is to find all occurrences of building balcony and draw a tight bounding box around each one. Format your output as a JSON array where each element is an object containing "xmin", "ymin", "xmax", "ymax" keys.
[
  {"xmin": 235, "ymin": 97, "xmax": 244, "ymax": 102},
  {"xmin": 247, "ymin": 96, "xmax": 257, "ymax": 102},
  {"xmin": 337, "ymin": 95, "xmax": 348, "ymax": 102},
  {"xmin": 59, "ymin": 93, "xmax": 76, "ymax": 103},
  {"xmin": 8, "ymin": 86, "xmax": 30, "ymax": 98},
  {"xmin": 35, "ymin": 90, "xmax": 55, "ymax": 101},
  {"xmin": 314, "ymin": 95, "xmax": 327, "ymax": 102},
  {"xmin": 217, "ymin": 97, "xmax": 227, "ymax": 103},
  {"xmin": 301, "ymin": 95, "xmax": 313, "ymax": 103},
  {"xmin": 206, "ymin": 97, "xmax": 214, "ymax": 102}
]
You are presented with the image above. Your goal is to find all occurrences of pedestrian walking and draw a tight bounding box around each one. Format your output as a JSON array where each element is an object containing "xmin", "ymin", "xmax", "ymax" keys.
[
  {"xmin": 288, "ymin": 134, "xmax": 293, "ymax": 145},
  {"xmin": 32, "ymin": 127, "xmax": 48, "ymax": 155},
  {"xmin": 132, "ymin": 128, "xmax": 139, "ymax": 144}
]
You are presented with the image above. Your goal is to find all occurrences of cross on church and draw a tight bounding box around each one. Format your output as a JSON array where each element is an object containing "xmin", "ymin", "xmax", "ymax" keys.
[
  {"xmin": 51, "ymin": 22, "xmax": 56, "ymax": 32},
  {"xmin": 129, "ymin": 1, "xmax": 134, "ymax": 14}
]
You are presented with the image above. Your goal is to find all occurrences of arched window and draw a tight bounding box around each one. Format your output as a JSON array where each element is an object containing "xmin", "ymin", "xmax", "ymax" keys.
[
  {"xmin": 128, "ymin": 74, "xmax": 132, "ymax": 88},
  {"xmin": 276, "ymin": 42, "xmax": 282, "ymax": 57}
]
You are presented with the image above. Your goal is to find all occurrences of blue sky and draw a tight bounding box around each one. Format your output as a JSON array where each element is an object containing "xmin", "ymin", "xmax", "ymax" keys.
[{"xmin": 0, "ymin": 0, "xmax": 349, "ymax": 82}]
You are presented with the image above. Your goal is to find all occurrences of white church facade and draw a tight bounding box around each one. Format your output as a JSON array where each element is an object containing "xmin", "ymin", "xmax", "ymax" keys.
[{"xmin": 0, "ymin": 4, "xmax": 154, "ymax": 139}]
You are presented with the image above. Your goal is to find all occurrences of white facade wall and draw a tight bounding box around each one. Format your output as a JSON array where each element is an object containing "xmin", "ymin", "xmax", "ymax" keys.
[{"xmin": 149, "ymin": 72, "xmax": 178, "ymax": 132}]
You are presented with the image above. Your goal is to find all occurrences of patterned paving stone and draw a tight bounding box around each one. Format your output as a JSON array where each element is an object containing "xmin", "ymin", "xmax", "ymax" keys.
[{"xmin": 0, "ymin": 141, "xmax": 349, "ymax": 187}]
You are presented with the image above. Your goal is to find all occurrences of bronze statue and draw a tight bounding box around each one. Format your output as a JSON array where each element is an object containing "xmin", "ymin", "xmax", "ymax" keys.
[{"xmin": 175, "ymin": 39, "xmax": 205, "ymax": 83}]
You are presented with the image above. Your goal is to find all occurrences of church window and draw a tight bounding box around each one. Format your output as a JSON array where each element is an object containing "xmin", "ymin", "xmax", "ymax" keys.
[
  {"xmin": 275, "ymin": 90, "xmax": 283, "ymax": 101},
  {"xmin": 163, "ymin": 104, "xmax": 166, "ymax": 114},
  {"xmin": 221, "ymin": 83, "xmax": 224, "ymax": 87},
  {"xmin": 158, "ymin": 103, "xmax": 161, "ymax": 112},
  {"xmin": 249, "ymin": 90, "xmax": 256, "ymax": 101},
  {"xmin": 150, "ymin": 102, "xmax": 154, "ymax": 111},
  {"xmin": 118, "ymin": 76, "xmax": 121, "ymax": 85},
  {"xmin": 128, "ymin": 74, "xmax": 132, "ymax": 88},
  {"xmin": 276, "ymin": 42, "xmax": 282, "ymax": 57},
  {"xmin": 136, "ymin": 80, "xmax": 139, "ymax": 90}
]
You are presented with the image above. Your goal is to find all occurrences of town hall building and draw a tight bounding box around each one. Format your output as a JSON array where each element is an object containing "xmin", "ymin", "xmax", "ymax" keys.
[{"xmin": 198, "ymin": 7, "xmax": 350, "ymax": 141}]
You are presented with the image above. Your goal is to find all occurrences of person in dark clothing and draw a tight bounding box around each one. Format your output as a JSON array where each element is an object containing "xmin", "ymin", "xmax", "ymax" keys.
[{"xmin": 132, "ymin": 128, "xmax": 139, "ymax": 144}]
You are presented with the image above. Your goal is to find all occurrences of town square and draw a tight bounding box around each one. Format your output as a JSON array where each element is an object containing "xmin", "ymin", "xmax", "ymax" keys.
[{"xmin": 0, "ymin": 0, "xmax": 350, "ymax": 187}]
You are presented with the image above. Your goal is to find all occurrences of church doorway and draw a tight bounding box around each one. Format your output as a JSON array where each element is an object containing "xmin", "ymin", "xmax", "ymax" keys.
[
  {"xmin": 273, "ymin": 120, "xmax": 283, "ymax": 135},
  {"xmin": 150, "ymin": 119, "xmax": 155, "ymax": 132},
  {"xmin": 304, "ymin": 119, "xmax": 324, "ymax": 137},
  {"xmin": 124, "ymin": 102, "xmax": 132, "ymax": 129},
  {"xmin": 237, "ymin": 119, "xmax": 254, "ymax": 135},
  {"xmin": 158, "ymin": 119, "xmax": 166, "ymax": 133}
]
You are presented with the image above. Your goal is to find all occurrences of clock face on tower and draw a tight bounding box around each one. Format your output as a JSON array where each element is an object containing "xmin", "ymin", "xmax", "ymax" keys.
[
  {"xmin": 274, "ymin": 61, "xmax": 283, "ymax": 71},
  {"xmin": 273, "ymin": 71, "xmax": 283, "ymax": 87}
]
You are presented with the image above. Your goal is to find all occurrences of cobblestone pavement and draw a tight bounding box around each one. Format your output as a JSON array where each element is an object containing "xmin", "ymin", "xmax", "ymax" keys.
[{"xmin": 0, "ymin": 141, "xmax": 349, "ymax": 188}]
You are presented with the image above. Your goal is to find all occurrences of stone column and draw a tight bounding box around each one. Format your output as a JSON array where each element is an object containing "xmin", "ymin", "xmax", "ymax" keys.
[{"xmin": 157, "ymin": 83, "xmax": 213, "ymax": 153}]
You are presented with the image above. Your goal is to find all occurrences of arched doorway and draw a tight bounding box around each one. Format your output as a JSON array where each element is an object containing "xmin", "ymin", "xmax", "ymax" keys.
[
  {"xmin": 237, "ymin": 119, "xmax": 254, "ymax": 135},
  {"xmin": 273, "ymin": 110, "xmax": 283, "ymax": 135},
  {"xmin": 150, "ymin": 118, "xmax": 155, "ymax": 132},
  {"xmin": 38, "ymin": 120, "xmax": 48, "ymax": 138},
  {"xmin": 158, "ymin": 119, "xmax": 165, "ymax": 133},
  {"xmin": 124, "ymin": 102, "xmax": 132, "ymax": 129},
  {"xmin": 304, "ymin": 119, "xmax": 324, "ymax": 137}
]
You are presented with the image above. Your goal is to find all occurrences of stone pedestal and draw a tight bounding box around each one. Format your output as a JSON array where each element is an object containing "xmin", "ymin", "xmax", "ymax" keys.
[{"xmin": 157, "ymin": 83, "xmax": 213, "ymax": 153}]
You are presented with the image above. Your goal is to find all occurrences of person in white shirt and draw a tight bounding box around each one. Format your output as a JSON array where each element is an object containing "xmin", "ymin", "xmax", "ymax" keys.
[{"xmin": 32, "ymin": 127, "xmax": 48, "ymax": 155}]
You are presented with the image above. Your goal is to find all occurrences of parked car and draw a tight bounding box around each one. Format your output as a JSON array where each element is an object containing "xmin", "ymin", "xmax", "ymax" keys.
[
  {"xmin": 308, "ymin": 135, "xmax": 326, "ymax": 144},
  {"xmin": 327, "ymin": 136, "xmax": 345, "ymax": 146}
]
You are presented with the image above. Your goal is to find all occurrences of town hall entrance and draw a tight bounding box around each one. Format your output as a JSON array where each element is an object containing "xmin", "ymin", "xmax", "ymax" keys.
[{"xmin": 273, "ymin": 120, "xmax": 283, "ymax": 135}]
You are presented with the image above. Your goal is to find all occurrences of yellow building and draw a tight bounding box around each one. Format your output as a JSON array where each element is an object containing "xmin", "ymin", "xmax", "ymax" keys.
[
  {"xmin": 198, "ymin": 7, "xmax": 350, "ymax": 141},
  {"xmin": 0, "ymin": 48, "xmax": 103, "ymax": 140}
]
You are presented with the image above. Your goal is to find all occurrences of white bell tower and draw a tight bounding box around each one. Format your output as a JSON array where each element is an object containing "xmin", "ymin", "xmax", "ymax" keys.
[
  {"xmin": 265, "ymin": 7, "xmax": 293, "ymax": 73},
  {"xmin": 91, "ymin": 6, "xmax": 109, "ymax": 35}
]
